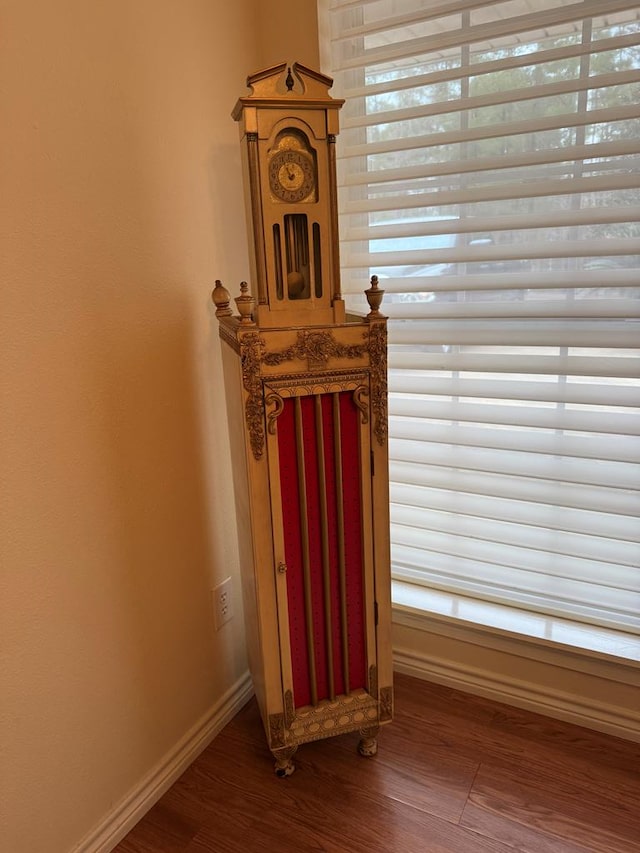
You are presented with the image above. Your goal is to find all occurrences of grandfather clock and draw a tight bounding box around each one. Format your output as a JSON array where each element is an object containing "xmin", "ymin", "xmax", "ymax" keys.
[{"xmin": 212, "ymin": 62, "xmax": 392, "ymax": 776}]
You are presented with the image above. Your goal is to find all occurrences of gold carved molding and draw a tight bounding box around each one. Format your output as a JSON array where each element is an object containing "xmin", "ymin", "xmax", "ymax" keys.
[
  {"xmin": 368, "ymin": 664, "xmax": 378, "ymax": 699},
  {"xmin": 265, "ymin": 369, "xmax": 367, "ymax": 396},
  {"xmin": 367, "ymin": 323, "xmax": 388, "ymax": 446},
  {"xmin": 353, "ymin": 385, "xmax": 369, "ymax": 424},
  {"xmin": 263, "ymin": 330, "xmax": 367, "ymax": 370},
  {"xmin": 284, "ymin": 690, "xmax": 295, "ymax": 728},
  {"xmin": 289, "ymin": 690, "xmax": 379, "ymax": 745},
  {"xmin": 269, "ymin": 711, "xmax": 286, "ymax": 748},
  {"xmin": 264, "ymin": 382, "xmax": 369, "ymax": 435},
  {"xmin": 240, "ymin": 332, "xmax": 266, "ymax": 460},
  {"xmin": 239, "ymin": 324, "xmax": 387, "ymax": 459},
  {"xmin": 265, "ymin": 392, "xmax": 284, "ymax": 435},
  {"xmin": 380, "ymin": 686, "xmax": 393, "ymax": 723}
]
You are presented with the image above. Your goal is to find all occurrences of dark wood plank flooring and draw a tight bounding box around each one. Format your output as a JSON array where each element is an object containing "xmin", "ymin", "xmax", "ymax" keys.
[{"xmin": 113, "ymin": 674, "xmax": 640, "ymax": 852}]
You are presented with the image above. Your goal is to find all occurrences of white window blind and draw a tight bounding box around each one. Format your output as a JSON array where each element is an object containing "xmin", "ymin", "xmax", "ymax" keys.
[{"xmin": 323, "ymin": 0, "xmax": 640, "ymax": 634}]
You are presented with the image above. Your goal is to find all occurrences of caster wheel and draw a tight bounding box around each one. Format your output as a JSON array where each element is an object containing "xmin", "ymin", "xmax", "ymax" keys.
[
  {"xmin": 274, "ymin": 758, "xmax": 295, "ymax": 778},
  {"xmin": 272, "ymin": 746, "xmax": 297, "ymax": 778},
  {"xmin": 358, "ymin": 736, "xmax": 378, "ymax": 757}
]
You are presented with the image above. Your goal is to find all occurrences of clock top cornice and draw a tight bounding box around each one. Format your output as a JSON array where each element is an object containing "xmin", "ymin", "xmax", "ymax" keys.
[{"xmin": 232, "ymin": 61, "xmax": 344, "ymax": 122}]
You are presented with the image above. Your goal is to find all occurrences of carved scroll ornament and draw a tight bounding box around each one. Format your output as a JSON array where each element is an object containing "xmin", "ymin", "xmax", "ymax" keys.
[
  {"xmin": 240, "ymin": 332, "xmax": 266, "ymax": 460},
  {"xmin": 240, "ymin": 324, "xmax": 387, "ymax": 459},
  {"xmin": 263, "ymin": 330, "xmax": 367, "ymax": 370},
  {"xmin": 367, "ymin": 323, "xmax": 388, "ymax": 446}
]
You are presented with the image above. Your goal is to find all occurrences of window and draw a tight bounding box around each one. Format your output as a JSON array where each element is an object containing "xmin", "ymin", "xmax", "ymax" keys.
[{"xmin": 322, "ymin": 0, "xmax": 640, "ymax": 637}]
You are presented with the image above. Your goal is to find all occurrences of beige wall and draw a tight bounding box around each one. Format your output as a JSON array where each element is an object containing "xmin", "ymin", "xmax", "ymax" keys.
[
  {"xmin": 254, "ymin": 2, "xmax": 321, "ymax": 70},
  {"xmin": 0, "ymin": 2, "xmax": 319, "ymax": 851}
]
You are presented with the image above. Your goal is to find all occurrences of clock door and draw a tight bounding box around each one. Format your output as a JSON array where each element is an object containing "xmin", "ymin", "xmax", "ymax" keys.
[
  {"xmin": 266, "ymin": 384, "xmax": 377, "ymax": 716},
  {"xmin": 265, "ymin": 128, "xmax": 327, "ymax": 312}
]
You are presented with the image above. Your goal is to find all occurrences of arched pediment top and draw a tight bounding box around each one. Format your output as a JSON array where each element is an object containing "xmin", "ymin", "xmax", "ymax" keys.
[
  {"xmin": 246, "ymin": 62, "xmax": 334, "ymax": 99},
  {"xmin": 232, "ymin": 62, "xmax": 343, "ymax": 120}
]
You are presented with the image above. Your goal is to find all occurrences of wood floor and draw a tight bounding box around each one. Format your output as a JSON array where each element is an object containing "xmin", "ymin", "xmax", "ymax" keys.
[{"xmin": 113, "ymin": 674, "xmax": 640, "ymax": 852}]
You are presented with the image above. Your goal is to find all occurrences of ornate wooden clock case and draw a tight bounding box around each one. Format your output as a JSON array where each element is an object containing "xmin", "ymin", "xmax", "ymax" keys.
[{"xmin": 212, "ymin": 62, "xmax": 392, "ymax": 776}]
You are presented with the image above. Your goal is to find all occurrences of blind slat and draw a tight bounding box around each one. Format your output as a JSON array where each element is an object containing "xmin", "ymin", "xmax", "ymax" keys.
[
  {"xmin": 334, "ymin": 0, "xmax": 638, "ymax": 70},
  {"xmin": 392, "ymin": 560, "xmax": 640, "ymax": 631},
  {"xmin": 340, "ymin": 104, "xmax": 640, "ymax": 159},
  {"xmin": 389, "ymin": 375, "xmax": 640, "ymax": 407},
  {"xmin": 390, "ymin": 509, "xmax": 640, "ymax": 569},
  {"xmin": 390, "ymin": 460, "xmax": 639, "ymax": 516},
  {"xmin": 388, "ymin": 319, "xmax": 640, "ymax": 348},
  {"xmin": 389, "ymin": 396, "xmax": 640, "ymax": 435},
  {"xmin": 370, "ymin": 270, "xmax": 640, "ymax": 295},
  {"xmin": 391, "ymin": 516, "xmax": 640, "ymax": 574},
  {"xmin": 343, "ymin": 206, "xmax": 640, "ymax": 243},
  {"xmin": 342, "ymin": 70, "xmax": 640, "ymax": 129},
  {"xmin": 344, "ymin": 140, "xmax": 640, "ymax": 187},
  {"xmin": 392, "ymin": 547, "xmax": 639, "ymax": 611},
  {"xmin": 390, "ymin": 482, "xmax": 639, "ymax": 541},
  {"xmin": 334, "ymin": 0, "xmax": 506, "ymax": 41},
  {"xmin": 390, "ymin": 418, "xmax": 640, "ymax": 464},
  {"xmin": 363, "ymin": 240, "xmax": 639, "ymax": 269},
  {"xmin": 389, "ymin": 438, "xmax": 640, "ymax": 490},
  {"xmin": 384, "ymin": 300, "xmax": 640, "ymax": 321},
  {"xmin": 342, "ymin": 173, "xmax": 640, "ymax": 215},
  {"xmin": 341, "ymin": 32, "xmax": 640, "ymax": 99},
  {"xmin": 387, "ymin": 352, "xmax": 640, "ymax": 378}
]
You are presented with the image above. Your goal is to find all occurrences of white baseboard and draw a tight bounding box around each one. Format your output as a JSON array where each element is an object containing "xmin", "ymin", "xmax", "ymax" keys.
[
  {"xmin": 394, "ymin": 645, "xmax": 640, "ymax": 743},
  {"xmin": 72, "ymin": 671, "xmax": 253, "ymax": 853}
]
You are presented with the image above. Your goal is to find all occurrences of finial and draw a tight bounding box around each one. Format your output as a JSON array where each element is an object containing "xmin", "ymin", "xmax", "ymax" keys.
[
  {"xmin": 285, "ymin": 66, "xmax": 294, "ymax": 91},
  {"xmin": 365, "ymin": 274, "xmax": 385, "ymax": 319},
  {"xmin": 235, "ymin": 280, "xmax": 256, "ymax": 325},
  {"xmin": 212, "ymin": 279, "xmax": 232, "ymax": 318}
]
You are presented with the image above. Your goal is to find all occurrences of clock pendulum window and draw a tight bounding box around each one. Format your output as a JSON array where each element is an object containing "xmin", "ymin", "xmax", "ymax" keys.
[{"xmin": 211, "ymin": 62, "xmax": 393, "ymax": 777}]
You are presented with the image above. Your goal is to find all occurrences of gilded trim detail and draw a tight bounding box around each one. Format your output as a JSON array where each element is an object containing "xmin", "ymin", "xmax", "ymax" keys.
[
  {"xmin": 368, "ymin": 664, "xmax": 378, "ymax": 699},
  {"xmin": 290, "ymin": 690, "xmax": 379, "ymax": 745},
  {"xmin": 265, "ymin": 391, "xmax": 284, "ymax": 435},
  {"xmin": 352, "ymin": 385, "xmax": 369, "ymax": 424},
  {"xmin": 236, "ymin": 322, "xmax": 386, "ymax": 457},
  {"xmin": 284, "ymin": 690, "xmax": 295, "ymax": 728},
  {"xmin": 269, "ymin": 712, "xmax": 286, "ymax": 748},
  {"xmin": 263, "ymin": 330, "xmax": 367, "ymax": 370},
  {"xmin": 368, "ymin": 323, "xmax": 388, "ymax": 446},
  {"xmin": 265, "ymin": 369, "xmax": 366, "ymax": 396},
  {"xmin": 380, "ymin": 686, "xmax": 393, "ymax": 723},
  {"xmin": 240, "ymin": 332, "xmax": 266, "ymax": 460}
]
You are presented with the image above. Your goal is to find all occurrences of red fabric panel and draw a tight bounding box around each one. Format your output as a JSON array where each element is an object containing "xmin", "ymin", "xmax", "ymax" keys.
[
  {"xmin": 301, "ymin": 396, "xmax": 330, "ymax": 702},
  {"xmin": 339, "ymin": 392, "xmax": 367, "ymax": 692},
  {"xmin": 321, "ymin": 394, "xmax": 346, "ymax": 697},
  {"xmin": 277, "ymin": 398, "xmax": 311, "ymax": 708},
  {"xmin": 277, "ymin": 391, "xmax": 367, "ymax": 709}
]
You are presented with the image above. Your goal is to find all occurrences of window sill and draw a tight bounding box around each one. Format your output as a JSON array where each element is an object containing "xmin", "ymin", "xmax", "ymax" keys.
[{"xmin": 392, "ymin": 581, "xmax": 640, "ymax": 673}]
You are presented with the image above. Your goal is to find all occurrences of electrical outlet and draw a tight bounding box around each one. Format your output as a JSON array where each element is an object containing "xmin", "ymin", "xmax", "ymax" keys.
[{"xmin": 213, "ymin": 578, "xmax": 233, "ymax": 631}]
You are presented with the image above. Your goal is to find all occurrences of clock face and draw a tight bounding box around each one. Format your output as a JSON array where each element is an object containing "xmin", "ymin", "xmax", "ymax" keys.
[{"xmin": 269, "ymin": 148, "xmax": 315, "ymax": 203}]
